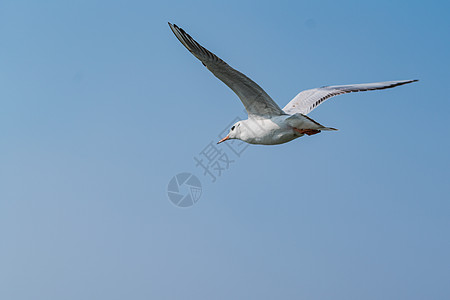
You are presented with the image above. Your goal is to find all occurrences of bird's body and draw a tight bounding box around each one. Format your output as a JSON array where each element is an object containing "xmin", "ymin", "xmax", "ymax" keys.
[
  {"xmin": 234, "ymin": 117, "xmax": 297, "ymax": 145},
  {"xmin": 237, "ymin": 114, "xmax": 335, "ymax": 145},
  {"xmin": 168, "ymin": 23, "xmax": 417, "ymax": 146}
]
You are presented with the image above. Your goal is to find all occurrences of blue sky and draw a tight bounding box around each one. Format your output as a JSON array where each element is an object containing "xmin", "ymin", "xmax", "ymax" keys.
[{"xmin": 1, "ymin": 0, "xmax": 449, "ymax": 299}]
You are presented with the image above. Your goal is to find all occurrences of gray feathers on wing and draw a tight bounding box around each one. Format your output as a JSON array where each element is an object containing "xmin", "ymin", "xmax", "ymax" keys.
[
  {"xmin": 168, "ymin": 23, "xmax": 285, "ymax": 118},
  {"xmin": 283, "ymin": 80, "xmax": 418, "ymax": 115}
]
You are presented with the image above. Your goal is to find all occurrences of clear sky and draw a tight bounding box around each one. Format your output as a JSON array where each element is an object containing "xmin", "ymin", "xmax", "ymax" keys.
[{"xmin": 1, "ymin": 0, "xmax": 449, "ymax": 299}]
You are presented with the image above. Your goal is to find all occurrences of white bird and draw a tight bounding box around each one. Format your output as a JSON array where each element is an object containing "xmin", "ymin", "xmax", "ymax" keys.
[{"xmin": 168, "ymin": 23, "xmax": 417, "ymax": 145}]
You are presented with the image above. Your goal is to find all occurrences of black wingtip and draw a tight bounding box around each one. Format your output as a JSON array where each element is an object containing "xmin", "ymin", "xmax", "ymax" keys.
[
  {"xmin": 405, "ymin": 79, "xmax": 419, "ymax": 85},
  {"xmin": 168, "ymin": 22, "xmax": 179, "ymax": 29}
]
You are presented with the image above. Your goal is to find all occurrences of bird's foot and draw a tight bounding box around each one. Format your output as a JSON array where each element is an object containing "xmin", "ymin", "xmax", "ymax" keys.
[{"xmin": 294, "ymin": 128, "xmax": 321, "ymax": 136}]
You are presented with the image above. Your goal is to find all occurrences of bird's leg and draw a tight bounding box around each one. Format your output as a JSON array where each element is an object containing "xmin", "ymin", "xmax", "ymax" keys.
[{"xmin": 293, "ymin": 128, "xmax": 321, "ymax": 136}]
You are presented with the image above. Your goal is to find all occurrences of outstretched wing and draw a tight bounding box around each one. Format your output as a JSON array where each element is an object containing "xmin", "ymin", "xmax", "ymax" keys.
[
  {"xmin": 169, "ymin": 23, "xmax": 285, "ymax": 118},
  {"xmin": 283, "ymin": 80, "xmax": 418, "ymax": 115}
]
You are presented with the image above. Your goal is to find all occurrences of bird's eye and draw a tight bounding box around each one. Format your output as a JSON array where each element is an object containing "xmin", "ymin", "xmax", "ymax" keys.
[{"xmin": 231, "ymin": 126, "xmax": 235, "ymax": 131}]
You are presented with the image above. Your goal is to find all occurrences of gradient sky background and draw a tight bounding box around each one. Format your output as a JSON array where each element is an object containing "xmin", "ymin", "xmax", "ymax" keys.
[{"xmin": 1, "ymin": 0, "xmax": 449, "ymax": 299}]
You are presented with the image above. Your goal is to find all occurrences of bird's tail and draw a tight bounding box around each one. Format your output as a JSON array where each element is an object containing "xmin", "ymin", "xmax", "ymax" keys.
[{"xmin": 321, "ymin": 127, "xmax": 338, "ymax": 131}]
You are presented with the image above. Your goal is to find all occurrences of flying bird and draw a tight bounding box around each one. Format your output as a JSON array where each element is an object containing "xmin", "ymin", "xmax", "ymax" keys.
[{"xmin": 168, "ymin": 23, "xmax": 417, "ymax": 145}]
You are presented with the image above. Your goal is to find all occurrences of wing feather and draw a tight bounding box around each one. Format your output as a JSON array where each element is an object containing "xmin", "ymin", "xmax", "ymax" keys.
[
  {"xmin": 169, "ymin": 23, "xmax": 284, "ymax": 118},
  {"xmin": 283, "ymin": 80, "xmax": 418, "ymax": 115}
]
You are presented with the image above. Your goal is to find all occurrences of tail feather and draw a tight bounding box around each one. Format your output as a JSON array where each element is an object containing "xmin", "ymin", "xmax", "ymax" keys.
[{"xmin": 322, "ymin": 127, "xmax": 338, "ymax": 131}]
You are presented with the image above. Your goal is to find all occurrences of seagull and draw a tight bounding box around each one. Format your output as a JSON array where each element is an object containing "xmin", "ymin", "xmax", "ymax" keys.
[{"xmin": 168, "ymin": 23, "xmax": 417, "ymax": 145}]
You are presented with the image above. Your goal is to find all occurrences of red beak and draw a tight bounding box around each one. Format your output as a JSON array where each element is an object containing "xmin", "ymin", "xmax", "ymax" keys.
[{"xmin": 217, "ymin": 135, "xmax": 230, "ymax": 144}]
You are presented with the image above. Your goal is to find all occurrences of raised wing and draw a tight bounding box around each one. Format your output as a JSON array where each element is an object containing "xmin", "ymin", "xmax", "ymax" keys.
[
  {"xmin": 283, "ymin": 80, "xmax": 418, "ymax": 115},
  {"xmin": 169, "ymin": 23, "xmax": 285, "ymax": 118}
]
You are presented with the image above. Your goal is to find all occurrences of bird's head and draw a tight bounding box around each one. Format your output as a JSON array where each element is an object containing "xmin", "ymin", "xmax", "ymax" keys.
[{"xmin": 217, "ymin": 121, "xmax": 242, "ymax": 144}]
